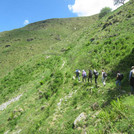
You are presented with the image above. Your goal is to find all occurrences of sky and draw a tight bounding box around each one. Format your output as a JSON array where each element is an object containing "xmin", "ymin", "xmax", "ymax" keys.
[{"xmin": 0, "ymin": 0, "xmax": 129, "ymax": 32}]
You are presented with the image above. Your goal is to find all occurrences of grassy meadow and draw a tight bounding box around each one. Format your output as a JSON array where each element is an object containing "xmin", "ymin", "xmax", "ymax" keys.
[{"xmin": 0, "ymin": 0, "xmax": 134, "ymax": 133}]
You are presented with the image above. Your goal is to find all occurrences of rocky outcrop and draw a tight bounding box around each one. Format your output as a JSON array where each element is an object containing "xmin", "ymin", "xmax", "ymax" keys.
[
  {"xmin": 27, "ymin": 38, "xmax": 34, "ymax": 42},
  {"xmin": 5, "ymin": 45, "xmax": 11, "ymax": 48},
  {"xmin": 91, "ymin": 102, "xmax": 99, "ymax": 111},
  {"xmin": 0, "ymin": 94, "xmax": 23, "ymax": 111},
  {"xmin": 73, "ymin": 112, "xmax": 87, "ymax": 128}
]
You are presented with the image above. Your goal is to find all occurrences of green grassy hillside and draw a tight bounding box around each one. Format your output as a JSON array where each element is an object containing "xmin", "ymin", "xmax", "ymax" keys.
[
  {"xmin": 0, "ymin": 16, "xmax": 97, "ymax": 78},
  {"xmin": 0, "ymin": 0, "xmax": 134, "ymax": 134}
]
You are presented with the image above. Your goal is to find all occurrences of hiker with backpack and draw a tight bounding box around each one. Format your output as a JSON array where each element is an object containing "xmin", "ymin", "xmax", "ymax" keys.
[
  {"xmin": 75, "ymin": 69, "xmax": 80, "ymax": 81},
  {"xmin": 88, "ymin": 69, "xmax": 93, "ymax": 83},
  {"xmin": 82, "ymin": 70, "xmax": 87, "ymax": 82},
  {"xmin": 116, "ymin": 71, "xmax": 123, "ymax": 90},
  {"xmin": 129, "ymin": 66, "xmax": 134, "ymax": 94},
  {"xmin": 93, "ymin": 69, "xmax": 99, "ymax": 85},
  {"xmin": 102, "ymin": 69, "xmax": 107, "ymax": 86}
]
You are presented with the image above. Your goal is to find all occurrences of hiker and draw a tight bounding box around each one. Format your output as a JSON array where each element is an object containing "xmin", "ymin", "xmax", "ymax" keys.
[
  {"xmin": 93, "ymin": 69, "xmax": 99, "ymax": 85},
  {"xmin": 88, "ymin": 69, "xmax": 93, "ymax": 83},
  {"xmin": 82, "ymin": 70, "xmax": 87, "ymax": 82},
  {"xmin": 102, "ymin": 69, "xmax": 107, "ymax": 86},
  {"xmin": 129, "ymin": 66, "xmax": 134, "ymax": 94},
  {"xmin": 75, "ymin": 69, "xmax": 80, "ymax": 81},
  {"xmin": 116, "ymin": 71, "xmax": 123, "ymax": 90}
]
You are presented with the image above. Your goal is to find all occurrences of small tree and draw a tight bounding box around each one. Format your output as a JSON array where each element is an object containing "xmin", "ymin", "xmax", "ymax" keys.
[
  {"xmin": 99, "ymin": 7, "xmax": 112, "ymax": 19},
  {"xmin": 114, "ymin": 0, "xmax": 126, "ymax": 5}
]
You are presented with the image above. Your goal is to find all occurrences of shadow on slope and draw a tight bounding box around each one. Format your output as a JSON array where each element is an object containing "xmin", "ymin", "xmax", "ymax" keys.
[{"xmin": 101, "ymin": 48, "xmax": 134, "ymax": 108}]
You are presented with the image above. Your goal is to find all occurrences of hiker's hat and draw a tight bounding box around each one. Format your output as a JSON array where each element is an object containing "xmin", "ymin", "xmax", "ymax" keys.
[{"xmin": 131, "ymin": 66, "xmax": 134, "ymax": 69}]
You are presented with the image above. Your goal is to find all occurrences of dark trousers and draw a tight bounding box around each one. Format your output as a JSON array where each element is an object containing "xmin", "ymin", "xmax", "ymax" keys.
[
  {"xmin": 95, "ymin": 77, "xmax": 98, "ymax": 84},
  {"xmin": 82, "ymin": 76, "xmax": 86, "ymax": 82},
  {"xmin": 130, "ymin": 78, "xmax": 134, "ymax": 93},
  {"xmin": 88, "ymin": 77, "xmax": 92, "ymax": 83}
]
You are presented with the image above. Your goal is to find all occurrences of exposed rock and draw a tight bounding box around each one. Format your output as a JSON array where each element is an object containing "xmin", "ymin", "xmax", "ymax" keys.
[
  {"xmin": 107, "ymin": 15, "xmax": 114, "ymax": 20},
  {"xmin": 4, "ymin": 130, "xmax": 9, "ymax": 134},
  {"xmin": 81, "ymin": 129, "xmax": 87, "ymax": 134},
  {"xmin": 13, "ymin": 109, "xmax": 17, "ymax": 113},
  {"xmin": 55, "ymin": 35, "xmax": 61, "ymax": 41},
  {"xmin": 72, "ymin": 76, "xmax": 75, "ymax": 80},
  {"xmin": 15, "ymin": 129, "xmax": 22, "ymax": 134},
  {"xmin": 46, "ymin": 56, "xmax": 50, "ymax": 59},
  {"xmin": 102, "ymin": 101, "xmax": 109, "ymax": 108},
  {"xmin": 90, "ymin": 38, "xmax": 95, "ymax": 42},
  {"xmin": 39, "ymin": 90, "xmax": 43, "ymax": 94},
  {"xmin": 14, "ymin": 39, "xmax": 21, "ymax": 41},
  {"xmin": 88, "ymin": 51, "xmax": 93, "ymax": 54},
  {"xmin": 8, "ymin": 117, "xmax": 12, "ymax": 121},
  {"xmin": 57, "ymin": 98, "xmax": 63, "ymax": 107},
  {"xmin": 113, "ymin": 19, "xmax": 120, "ymax": 24},
  {"xmin": 49, "ymin": 34, "xmax": 53, "ymax": 36},
  {"xmin": 77, "ymin": 127, "xmax": 81, "ymax": 130},
  {"xmin": 18, "ymin": 108, "xmax": 24, "ymax": 112},
  {"xmin": 102, "ymin": 22, "xmax": 112, "ymax": 30},
  {"xmin": 61, "ymin": 48, "xmax": 67, "ymax": 52},
  {"xmin": 5, "ymin": 45, "xmax": 11, "ymax": 48},
  {"xmin": 91, "ymin": 102, "xmax": 99, "ymax": 111},
  {"xmin": 27, "ymin": 38, "xmax": 34, "ymax": 42},
  {"xmin": 0, "ymin": 94, "xmax": 23, "ymax": 111},
  {"xmin": 117, "ymin": 11, "xmax": 122, "ymax": 15},
  {"xmin": 41, "ymin": 106, "xmax": 45, "ymax": 111},
  {"xmin": 74, "ymin": 112, "xmax": 87, "ymax": 128},
  {"xmin": 92, "ymin": 110, "xmax": 101, "ymax": 118},
  {"xmin": 39, "ymin": 95, "xmax": 43, "ymax": 99},
  {"xmin": 109, "ymin": 34, "xmax": 118, "ymax": 38},
  {"xmin": 60, "ymin": 60, "xmax": 65, "ymax": 69},
  {"xmin": 127, "ymin": 14, "xmax": 132, "ymax": 18},
  {"xmin": 57, "ymin": 91, "xmax": 77, "ymax": 110},
  {"xmin": 14, "ymin": 115, "xmax": 18, "ymax": 119}
]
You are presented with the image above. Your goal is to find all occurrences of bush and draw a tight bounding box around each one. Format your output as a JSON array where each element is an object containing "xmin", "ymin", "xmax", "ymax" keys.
[
  {"xmin": 99, "ymin": 7, "xmax": 112, "ymax": 19},
  {"xmin": 50, "ymin": 71, "xmax": 63, "ymax": 93}
]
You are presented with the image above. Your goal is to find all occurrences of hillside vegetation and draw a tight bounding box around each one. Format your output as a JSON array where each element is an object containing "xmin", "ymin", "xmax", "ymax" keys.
[
  {"xmin": 0, "ymin": 0, "xmax": 134, "ymax": 134},
  {"xmin": 0, "ymin": 16, "xmax": 97, "ymax": 78}
]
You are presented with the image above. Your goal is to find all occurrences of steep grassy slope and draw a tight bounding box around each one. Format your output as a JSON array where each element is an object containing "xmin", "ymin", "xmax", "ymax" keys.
[
  {"xmin": 0, "ymin": 16, "xmax": 97, "ymax": 78},
  {"xmin": 0, "ymin": 0, "xmax": 134, "ymax": 134}
]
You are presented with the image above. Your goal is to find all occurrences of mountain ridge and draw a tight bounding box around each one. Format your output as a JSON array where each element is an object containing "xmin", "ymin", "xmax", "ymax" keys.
[{"xmin": 0, "ymin": 14, "xmax": 98, "ymax": 78}]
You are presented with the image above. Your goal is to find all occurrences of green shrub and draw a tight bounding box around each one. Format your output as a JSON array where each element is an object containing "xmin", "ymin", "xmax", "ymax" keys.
[
  {"xmin": 72, "ymin": 96, "xmax": 78, "ymax": 106},
  {"xmin": 73, "ymin": 80, "xmax": 79, "ymax": 86},
  {"xmin": 39, "ymin": 81, "xmax": 44, "ymax": 85},
  {"xmin": 99, "ymin": 7, "xmax": 112, "ymax": 19},
  {"xmin": 49, "ymin": 71, "xmax": 63, "ymax": 93},
  {"xmin": 65, "ymin": 71, "xmax": 72, "ymax": 78}
]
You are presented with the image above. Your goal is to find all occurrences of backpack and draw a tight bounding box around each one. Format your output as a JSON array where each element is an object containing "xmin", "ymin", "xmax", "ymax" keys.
[
  {"xmin": 82, "ymin": 71, "xmax": 86, "ymax": 77},
  {"xmin": 89, "ymin": 70, "xmax": 93, "ymax": 76},
  {"xmin": 131, "ymin": 71, "xmax": 134, "ymax": 78},
  {"xmin": 103, "ymin": 72, "xmax": 107, "ymax": 78},
  {"xmin": 118, "ymin": 73, "xmax": 124, "ymax": 81},
  {"xmin": 76, "ymin": 69, "xmax": 80, "ymax": 74},
  {"xmin": 95, "ymin": 71, "xmax": 99, "ymax": 77},
  {"xmin": 76, "ymin": 70, "xmax": 80, "ymax": 76}
]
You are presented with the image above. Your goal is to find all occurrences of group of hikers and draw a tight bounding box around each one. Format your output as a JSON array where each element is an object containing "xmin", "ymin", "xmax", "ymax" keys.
[
  {"xmin": 75, "ymin": 69, "xmax": 107, "ymax": 86},
  {"xmin": 75, "ymin": 66, "xmax": 134, "ymax": 94}
]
